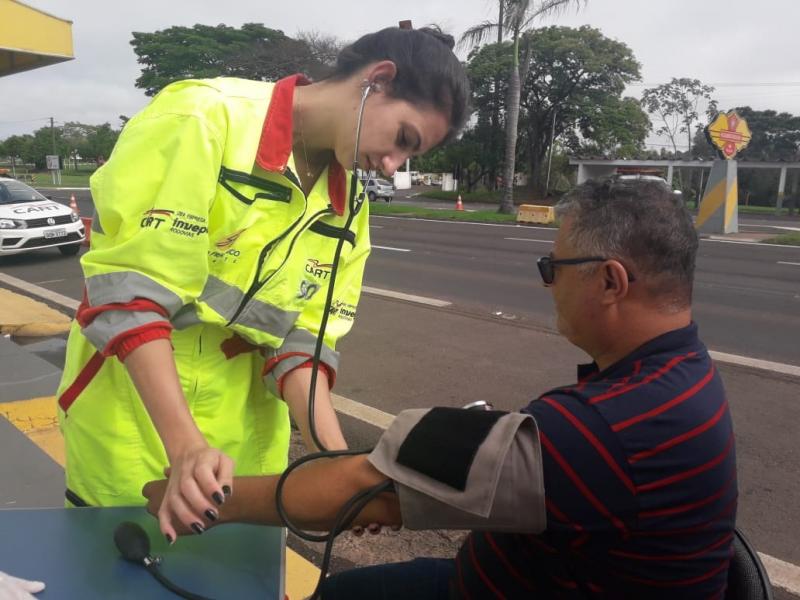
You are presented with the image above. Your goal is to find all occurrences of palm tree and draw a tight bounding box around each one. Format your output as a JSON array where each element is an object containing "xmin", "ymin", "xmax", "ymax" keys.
[{"xmin": 461, "ymin": 0, "xmax": 586, "ymax": 213}]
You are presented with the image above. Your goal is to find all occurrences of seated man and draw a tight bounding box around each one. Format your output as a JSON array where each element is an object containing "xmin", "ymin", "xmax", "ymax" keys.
[{"xmin": 144, "ymin": 178, "xmax": 737, "ymax": 599}]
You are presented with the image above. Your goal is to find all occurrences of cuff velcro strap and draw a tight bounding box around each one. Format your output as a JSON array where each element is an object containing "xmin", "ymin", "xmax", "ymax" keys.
[
  {"xmin": 368, "ymin": 408, "xmax": 546, "ymax": 533},
  {"xmin": 397, "ymin": 407, "xmax": 503, "ymax": 491}
]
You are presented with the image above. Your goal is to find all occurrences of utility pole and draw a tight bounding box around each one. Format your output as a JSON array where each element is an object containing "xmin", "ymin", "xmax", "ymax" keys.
[
  {"xmin": 50, "ymin": 117, "xmax": 56, "ymax": 155},
  {"xmin": 49, "ymin": 117, "xmax": 61, "ymax": 185}
]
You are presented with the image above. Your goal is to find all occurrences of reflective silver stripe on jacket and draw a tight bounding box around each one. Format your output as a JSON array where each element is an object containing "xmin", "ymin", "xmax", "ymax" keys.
[
  {"xmin": 170, "ymin": 305, "xmax": 203, "ymax": 330},
  {"xmin": 85, "ymin": 271, "xmax": 183, "ymax": 316},
  {"xmin": 82, "ymin": 310, "xmax": 168, "ymax": 352},
  {"xmin": 199, "ymin": 276, "xmax": 300, "ymax": 340},
  {"xmin": 267, "ymin": 328, "xmax": 340, "ymax": 374},
  {"xmin": 197, "ymin": 276, "xmax": 242, "ymax": 320}
]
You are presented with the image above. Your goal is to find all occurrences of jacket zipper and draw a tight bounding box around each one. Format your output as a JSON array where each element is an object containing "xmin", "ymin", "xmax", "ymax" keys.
[{"xmin": 227, "ymin": 207, "xmax": 333, "ymax": 325}]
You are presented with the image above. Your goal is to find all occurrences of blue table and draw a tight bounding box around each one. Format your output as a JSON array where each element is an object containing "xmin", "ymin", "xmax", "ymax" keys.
[{"xmin": 0, "ymin": 507, "xmax": 285, "ymax": 599}]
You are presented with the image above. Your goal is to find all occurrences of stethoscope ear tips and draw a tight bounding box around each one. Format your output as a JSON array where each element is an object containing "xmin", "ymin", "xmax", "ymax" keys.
[{"xmin": 361, "ymin": 79, "xmax": 383, "ymax": 93}]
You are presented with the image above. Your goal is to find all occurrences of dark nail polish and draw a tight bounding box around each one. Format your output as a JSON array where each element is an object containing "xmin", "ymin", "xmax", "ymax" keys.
[
  {"xmin": 212, "ymin": 491, "xmax": 224, "ymax": 506},
  {"xmin": 205, "ymin": 509, "xmax": 218, "ymax": 522},
  {"xmin": 165, "ymin": 533, "xmax": 173, "ymax": 544},
  {"xmin": 222, "ymin": 485, "xmax": 232, "ymax": 497},
  {"xmin": 191, "ymin": 522, "xmax": 205, "ymax": 535}
]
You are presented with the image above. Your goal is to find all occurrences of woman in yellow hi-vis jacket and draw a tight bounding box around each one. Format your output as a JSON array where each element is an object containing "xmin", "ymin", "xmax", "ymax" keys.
[{"xmin": 56, "ymin": 25, "xmax": 468, "ymax": 541}]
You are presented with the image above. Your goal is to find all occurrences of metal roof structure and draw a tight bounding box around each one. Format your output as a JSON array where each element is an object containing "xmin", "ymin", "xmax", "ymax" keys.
[{"xmin": 0, "ymin": 0, "xmax": 73, "ymax": 77}]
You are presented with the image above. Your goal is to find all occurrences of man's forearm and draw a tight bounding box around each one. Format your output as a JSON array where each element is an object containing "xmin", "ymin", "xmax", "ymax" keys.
[
  {"xmin": 219, "ymin": 455, "xmax": 400, "ymax": 531},
  {"xmin": 282, "ymin": 367, "xmax": 347, "ymax": 452},
  {"xmin": 125, "ymin": 338, "xmax": 206, "ymax": 460}
]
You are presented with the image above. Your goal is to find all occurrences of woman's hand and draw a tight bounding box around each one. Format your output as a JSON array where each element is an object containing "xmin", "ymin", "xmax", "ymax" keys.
[{"xmin": 154, "ymin": 444, "xmax": 234, "ymax": 543}]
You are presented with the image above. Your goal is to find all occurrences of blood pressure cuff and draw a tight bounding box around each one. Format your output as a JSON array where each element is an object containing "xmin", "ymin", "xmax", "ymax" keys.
[{"xmin": 367, "ymin": 407, "xmax": 546, "ymax": 533}]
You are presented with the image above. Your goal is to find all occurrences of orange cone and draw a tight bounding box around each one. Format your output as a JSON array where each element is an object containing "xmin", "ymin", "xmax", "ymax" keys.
[
  {"xmin": 69, "ymin": 193, "xmax": 79, "ymax": 215},
  {"xmin": 455, "ymin": 195, "xmax": 464, "ymax": 211}
]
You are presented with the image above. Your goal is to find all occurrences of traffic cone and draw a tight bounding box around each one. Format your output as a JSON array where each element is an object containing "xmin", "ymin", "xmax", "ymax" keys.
[
  {"xmin": 69, "ymin": 193, "xmax": 79, "ymax": 215},
  {"xmin": 455, "ymin": 195, "xmax": 464, "ymax": 211}
]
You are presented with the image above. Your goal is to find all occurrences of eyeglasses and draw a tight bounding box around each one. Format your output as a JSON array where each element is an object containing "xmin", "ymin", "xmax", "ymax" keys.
[{"xmin": 536, "ymin": 255, "xmax": 636, "ymax": 286}]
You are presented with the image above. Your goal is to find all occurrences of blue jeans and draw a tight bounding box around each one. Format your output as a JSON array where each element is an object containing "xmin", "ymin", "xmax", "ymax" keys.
[{"xmin": 320, "ymin": 558, "xmax": 456, "ymax": 600}]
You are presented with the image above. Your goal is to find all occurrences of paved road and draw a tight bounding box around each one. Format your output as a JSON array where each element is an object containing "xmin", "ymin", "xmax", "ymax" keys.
[
  {"xmin": 366, "ymin": 215, "xmax": 800, "ymax": 365},
  {"xmin": 33, "ymin": 188, "xmax": 800, "ymax": 364}
]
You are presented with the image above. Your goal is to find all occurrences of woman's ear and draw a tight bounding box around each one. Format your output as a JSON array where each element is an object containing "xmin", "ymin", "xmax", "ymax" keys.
[{"xmin": 364, "ymin": 60, "xmax": 397, "ymax": 92}]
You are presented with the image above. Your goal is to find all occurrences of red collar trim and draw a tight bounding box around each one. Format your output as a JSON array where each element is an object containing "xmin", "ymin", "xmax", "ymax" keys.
[
  {"xmin": 256, "ymin": 74, "xmax": 310, "ymax": 173},
  {"xmin": 327, "ymin": 159, "xmax": 346, "ymax": 216},
  {"xmin": 256, "ymin": 73, "xmax": 347, "ymax": 216}
]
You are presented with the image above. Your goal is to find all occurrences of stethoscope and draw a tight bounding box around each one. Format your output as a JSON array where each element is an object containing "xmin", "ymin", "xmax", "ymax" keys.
[{"xmin": 306, "ymin": 80, "xmax": 376, "ymax": 452}]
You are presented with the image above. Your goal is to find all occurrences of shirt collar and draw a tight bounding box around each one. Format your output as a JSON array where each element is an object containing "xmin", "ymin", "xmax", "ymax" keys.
[
  {"xmin": 255, "ymin": 73, "xmax": 347, "ymax": 216},
  {"xmin": 576, "ymin": 322, "xmax": 701, "ymax": 380}
]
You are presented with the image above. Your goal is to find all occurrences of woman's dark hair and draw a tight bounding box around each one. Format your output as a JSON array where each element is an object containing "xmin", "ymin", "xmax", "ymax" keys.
[{"xmin": 332, "ymin": 26, "xmax": 470, "ymax": 143}]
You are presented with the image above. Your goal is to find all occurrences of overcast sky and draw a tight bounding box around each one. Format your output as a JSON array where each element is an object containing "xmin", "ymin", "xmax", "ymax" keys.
[{"xmin": 3, "ymin": 0, "xmax": 800, "ymax": 150}]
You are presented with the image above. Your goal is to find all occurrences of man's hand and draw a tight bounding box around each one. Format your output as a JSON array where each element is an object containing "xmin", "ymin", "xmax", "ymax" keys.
[{"xmin": 0, "ymin": 571, "xmax": 45, "ymax": 599}]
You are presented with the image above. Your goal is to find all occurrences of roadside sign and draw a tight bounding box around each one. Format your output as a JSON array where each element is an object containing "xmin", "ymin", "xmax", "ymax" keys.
[{"xmin": 46, "ymin": 155, "xmax": 60, "ymax": 170}]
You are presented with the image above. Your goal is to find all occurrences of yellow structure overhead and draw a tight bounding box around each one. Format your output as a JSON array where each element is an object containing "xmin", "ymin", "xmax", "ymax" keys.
[{"xmin": 0, "ymin": 0, "xmax": 74, "ymax": 77}]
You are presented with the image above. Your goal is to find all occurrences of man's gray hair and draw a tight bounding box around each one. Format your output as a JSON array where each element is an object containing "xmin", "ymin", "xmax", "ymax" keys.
[{"xmin": 555, "ymin": 178, "xmax": 699, "ymax": 309}]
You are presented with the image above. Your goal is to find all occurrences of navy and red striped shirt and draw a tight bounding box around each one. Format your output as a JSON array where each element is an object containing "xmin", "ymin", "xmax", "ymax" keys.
[{"xmin": 454, "ymin": 323, "xmax": 737, "ymax": 599}]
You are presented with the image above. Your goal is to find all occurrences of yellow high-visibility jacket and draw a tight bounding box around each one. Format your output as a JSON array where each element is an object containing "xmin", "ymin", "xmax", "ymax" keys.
[{"xmin": 57, "ymin": 75, "xmax": 370, "ymax": 506}]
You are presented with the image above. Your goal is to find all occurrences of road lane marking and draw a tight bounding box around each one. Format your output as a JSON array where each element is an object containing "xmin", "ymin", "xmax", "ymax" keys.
[
  {"xmin": 332, "ymin": 394, "xmax": 395, "ymax": 429},
  {"xmin": 362, "ymin": 286, "xmax": 451, "ymax": 307},
  {"xmin": 33, "ymin": 279, "xmax": 67, "ymax": 285},
  {"xmin": 504, "ymin": 237, "xmax": 554, "ymax": 243},
  {"xmin": 777, "ymin": 261, "xmax": 800, "ymax": 266},
  {"xmin": 0, "ymin": 273, "xmax": 79, "ymax": 311},
  {"xmin": 709, "ymin": 351, "xmax": 800, "ymax": 378},
  {"xmin": 373, "ymin": 245, "xmax": 411, "ymax": 252},
  {"xmin": 369, "ymin": 225, "xmax": 384, "ymax": 229},
  {"xmin": 701, "ymin": 238, "xmax": 800, "ymax": 249}
]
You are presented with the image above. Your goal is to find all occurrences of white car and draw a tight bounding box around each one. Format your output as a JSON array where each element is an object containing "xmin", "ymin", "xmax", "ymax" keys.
[
  {"xmin": 0, "ymin": 177, "xmax": 85, "ymax": 256},
  {"xmin": 361, "ymin": 178, "xmax": 395, "ymax": 202}
]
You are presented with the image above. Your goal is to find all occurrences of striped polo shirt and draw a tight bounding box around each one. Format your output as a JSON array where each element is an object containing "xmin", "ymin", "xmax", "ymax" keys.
[{"xmin": 454, "ymin": 323, "xmax": 737, "ymax": 599}]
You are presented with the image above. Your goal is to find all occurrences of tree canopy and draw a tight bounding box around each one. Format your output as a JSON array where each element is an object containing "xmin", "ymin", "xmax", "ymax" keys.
[
  {"xmin": 451, "ymin": 25, "xmax": 647, "ymax": 195},
  {"xmin": 130, "ymin": 23, "xmax": 333, "ymax": 96}
]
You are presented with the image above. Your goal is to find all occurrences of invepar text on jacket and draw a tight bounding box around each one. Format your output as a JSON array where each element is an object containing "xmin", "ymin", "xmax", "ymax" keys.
[{"xmin": 56, "ymin": 75, "xmax": 371, "ymax": 506}]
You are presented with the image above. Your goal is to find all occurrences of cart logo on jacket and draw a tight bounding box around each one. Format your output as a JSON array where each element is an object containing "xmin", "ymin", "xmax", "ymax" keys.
[
  {"xmin": 140, "ymin": 208, "xmax": 208, "ymax": 238},
  {"xmin": 305, "ymin": 258, "xmax": 334, "ymax": 280}
]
